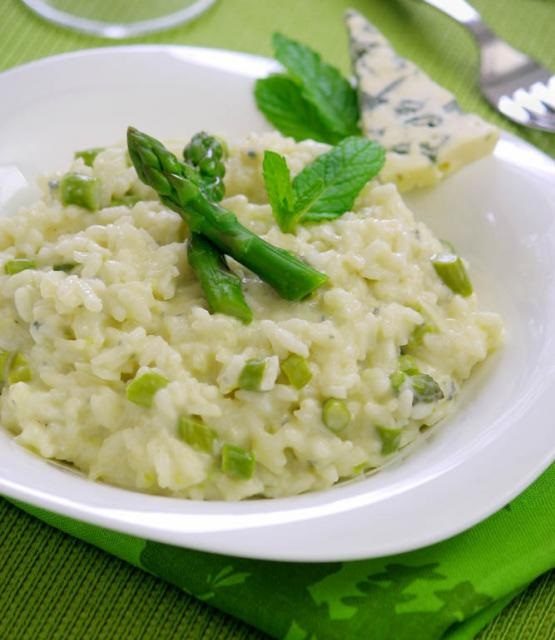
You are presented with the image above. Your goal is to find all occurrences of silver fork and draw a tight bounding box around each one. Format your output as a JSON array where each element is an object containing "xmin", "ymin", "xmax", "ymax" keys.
[{"xmin": 421, "ymin": 0, "xmax": 555, "ymax": 132}]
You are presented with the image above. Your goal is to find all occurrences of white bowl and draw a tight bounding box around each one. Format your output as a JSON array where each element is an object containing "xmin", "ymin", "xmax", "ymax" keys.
[{"xmin": 0, "ymin": 46, "xmax": 554, "ymax": 561}]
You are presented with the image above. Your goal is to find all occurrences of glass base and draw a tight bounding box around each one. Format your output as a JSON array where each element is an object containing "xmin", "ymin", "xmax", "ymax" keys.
[{"xmin": 20, "ymin": 0, "xmax": 218, "ymax": 39}]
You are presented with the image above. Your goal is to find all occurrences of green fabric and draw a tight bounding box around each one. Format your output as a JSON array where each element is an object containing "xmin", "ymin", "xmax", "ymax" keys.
[
  {"xmin": 1, "ymin": 0, "xmax": 554, "ymax": 639},
  {"xmin": 7, "ymin": 464, "xmax": 555, "ymax": 640},
  {"xmin": 1, "ymin": 495, "xmax": 553, "ymax": 640}
]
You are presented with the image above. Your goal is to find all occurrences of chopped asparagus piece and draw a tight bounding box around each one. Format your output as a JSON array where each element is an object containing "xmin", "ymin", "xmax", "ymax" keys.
[
  {"xmin": 391, "ymin": 356, "xmax": 443, "ymax": 404},
  {"xmin": 8, "ymin": 353, "xmax": 31, "ymax": 383},
  {"xmin": 4, "ymin": 259, "xmax": 36, "ymax": 275},
  {"xmin": 60, "ymin": 173, "xmax": 101, "ymax": 211},
  {"xmin": 53, "ymin": 263, "xmax": 76, "ymax": 272},
  {"xmin": 407, "ymin": 322, "xmax": 437, "ymax": 351},
  {"xmin": 377, "ymin": 426, "xmax": 402, "ymax": 455},
  {"xmin": 221, "ymin": 443, "xmax": 256, "ymax": 479},
  {"xmin": 126, "ymin": 372, "xmax": 169, "ymax": 408},
  {"xmin": 410, "ymin": 373, "xmax": 444, "ymax": 404},
  {"xmin": 109, "ymin": 194, "xmax": 142, "ymax": 207},
  {"xmin": 238, "ymin": 359, "xmax": 266, "ymax": 391},
  {"xmin": 74, "ymin": 147, "xmax": 105, "ymax": 167},
  {"xmin": 281, "ymin": 354, "xmax": 312, "ymax": 389},
  {"xmin": 414, "ymin": 323, "xmax": 435, "ymax": 342},
  {"xmin": 188, "ymin": 233, "xmax": 252, "ymax": 323},
  {"xmin": 127, "ymin": 127, "xmax": 327, "ymax": 301},
  {"xmin": 0, "ymin": 350, "xmax": 11, "ymax": 383},
  {"xmin": 389, "ymin": 370, "xmax": 406, "ymax": 393},
  {"xmin": 431, "ymin": 252, "xmax": 473, "ymax": 297},
  {"xmin": 178, "ymin": 416, "xmax": 217, "ymax": 453},
  {"xmin": 352, "ymin": 461, "xmax": 370, "ymax": 475},
  {"xmin": 391, "ymin": 355, "xmax": 421, "ymax": 392},
  {"xmin": 398, "ymin": 355, "xmax": 419, "ymax": 375},
  {"xmin": 322, "ymin": 398, "xmax": 351, "ymax": 432}
]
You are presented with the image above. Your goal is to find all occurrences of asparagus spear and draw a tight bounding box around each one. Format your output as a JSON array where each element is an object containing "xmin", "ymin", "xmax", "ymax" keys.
[
  {"xmin": 127, "ymin": 127, "xmax": 328, "ymax": 301},
  {"xmin": 183, "ymin": 131, "xmax": 227, "ymax": 202},
  {"xmin": 184, "ymin": 134, "xmax": 253, "ymax": 321},
  {"xmin": 188, "ymin": 233, "xmax": 253, "ymax": 324}
]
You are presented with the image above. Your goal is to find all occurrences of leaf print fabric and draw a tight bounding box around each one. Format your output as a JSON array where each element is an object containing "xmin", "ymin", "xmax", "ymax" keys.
[{"xmin": 8, "ymin": 464, "xmax": 554, "ymax": 640}]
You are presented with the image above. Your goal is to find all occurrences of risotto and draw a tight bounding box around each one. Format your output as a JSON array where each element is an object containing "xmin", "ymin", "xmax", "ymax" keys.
[{"xmin": 0, "ymin": 132, "xmax": 503, "ymax": 500}]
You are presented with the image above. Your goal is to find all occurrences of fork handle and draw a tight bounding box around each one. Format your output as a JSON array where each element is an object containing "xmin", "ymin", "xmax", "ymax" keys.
[{"xmin": 420, "ymin": 0, "xmax": 495, "ymax": 42}]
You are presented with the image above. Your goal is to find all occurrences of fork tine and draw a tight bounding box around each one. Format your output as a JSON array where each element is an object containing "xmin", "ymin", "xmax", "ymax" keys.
[
  {"xmin": 498, "ymin": 96, "xmax": 555, "ymax": 132},
  {"xmin": 530, "ymin": 82, "xmax": 555, "ymax": 113},
  {"xmin": 521, "ymin": 107, "xmax": 555, "ymax": 132}
]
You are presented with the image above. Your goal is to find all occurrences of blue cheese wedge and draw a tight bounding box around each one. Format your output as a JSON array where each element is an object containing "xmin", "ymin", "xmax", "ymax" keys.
[{"xmin": 345, "ymin": 10, "xmax": 499, "ymax": 191}]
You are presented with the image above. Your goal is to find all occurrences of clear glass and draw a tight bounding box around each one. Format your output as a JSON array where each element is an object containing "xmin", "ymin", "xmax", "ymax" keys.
[{"xmin": 20, "ymin": 0, "xmax": 218, "ymax": 38}]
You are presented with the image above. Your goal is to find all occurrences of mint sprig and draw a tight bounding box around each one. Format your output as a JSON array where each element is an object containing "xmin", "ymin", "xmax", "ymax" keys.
[
  {"xmin": 255, "ymin": 34, "xmax": 361, "ymax": 144},
  {"xmin": 263, "ymin": 137, "xmax": 385, "ymax": 233},
  {"xmin": 254, "ymin": 75, "xmax": 343, "ymax": 144}
]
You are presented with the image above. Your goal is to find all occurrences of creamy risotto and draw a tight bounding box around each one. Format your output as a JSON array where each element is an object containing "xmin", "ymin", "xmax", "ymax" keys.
[{"xmin": 0, "ymin": 132, "xmax": 503, "ymax": 500}]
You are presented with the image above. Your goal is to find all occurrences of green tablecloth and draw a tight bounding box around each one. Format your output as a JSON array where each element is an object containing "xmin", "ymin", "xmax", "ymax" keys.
[{"xmin": 0, "ymin": 1, "xmax": 553, "ymax": 639}]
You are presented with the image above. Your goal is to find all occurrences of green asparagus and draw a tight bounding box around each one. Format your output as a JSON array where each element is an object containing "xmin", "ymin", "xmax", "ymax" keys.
[
  {"xmin": 238, "ymin": 359, "xmax": 267, "ymax": 391},
  {"xmin": 183, "ymin": 131, "xmax": 227, "ymax": 202},
  {"xmin": 389, "ymin": 370, "xmax": 406, "ymax": 393},
  {"xmin": 109, "ymin": 193, "xmax": 142, "ymax": 208},
  {"xmin": 376, "ymin": 426, "xmax": 402, "ymax": 455},
  {"xmin": 4, "ymin": 259, "xmax": 36, "ymax": 275},
  {"xmin": 8, "ymin": 353, "xmax": 31, "ymax": 384},
  {"xmin": 390, "ymin": 357, "xmax": 444, "ymax": 405},
  {"xmin": 0, "ymin": 350, "xmax": 11, "ymax": 383},
  {"xmin": 184, "ymin": 134, "xmax": 254, "ymax": 321},
  {"xmin": 431, "ymin": 252, "xmax": 473, "ymax": 297},
  {"xmin": 221, "ymin": 443, "xmax": 256, "ymax": 479},
  {"xmin": 322, "ymin": 398, "xmax": 351, "ymax": 432},
  {"xmin": 127, "ymin": 127, "xmax": 327, "ymax": 301},
  {"xmin": 60, "ymin": 173, "xmax": 101, "ymax": 211},
  {"xmin": 188, "ymin": 233, "xmax": 253, "ymax": 323},
  {"xmin": 178, "ymin": 415, "xmax": 217, "ymax": 453},
  {"xmin": 410, "ymin": 373, "xmax": 444, "ymax": 404},
  {"xmin": 52, "ymin": 263, "xmax": 77, "ymax": 272},
  {"xmin": 126, "ymin": 371, "xmax": 169, "ymax": 408},
  {"xmin": 280, "ymin": 354, "xmax": 312, "ymax": 389},
  {"xmin": 398, "ymin": 354, "xmax": 419, "ymax": 375},
  {"xmin": 74, "ymin": 147, "xmax": 105, "ymax": 167}
]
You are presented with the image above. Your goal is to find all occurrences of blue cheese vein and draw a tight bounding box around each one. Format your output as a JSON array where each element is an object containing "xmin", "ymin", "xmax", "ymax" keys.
[{"xmin": 345, "ymin": 10, "xmax": 499, "ymax": 191}]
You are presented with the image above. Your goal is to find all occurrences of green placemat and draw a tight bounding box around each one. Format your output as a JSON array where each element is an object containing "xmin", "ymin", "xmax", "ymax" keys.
[
  {"xmin": 0, "ymin": 0, "xmax": 554, "ymax": 638},
  {"xmin": 1, "ymin": 463, "xmax": 554, "ymax": 640},
  {"xmin": 1, "ymin": 0, "xmax": 554, "ymax": 158}
]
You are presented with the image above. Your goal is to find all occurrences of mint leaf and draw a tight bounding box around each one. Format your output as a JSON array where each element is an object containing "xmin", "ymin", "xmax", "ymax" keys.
[
  {"xmin": 262, "ymin": 150, "xmax": 296, "ymax": 232},
  {"xmin": 294, "ymin": 137, "xmax": 385, "ymax": 223},
  {"xmin": 262, "ymin": 138, "xmax": 385, "ymax": 232},
  {"xmin": 254, "ymin": 75, "xmax": 342, "ymax": 144},
  {"xmin": 272, "ymin": 33, "xmax": 360, "ymax": 139}
]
